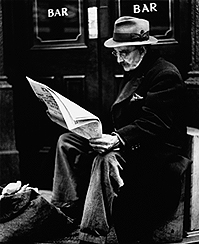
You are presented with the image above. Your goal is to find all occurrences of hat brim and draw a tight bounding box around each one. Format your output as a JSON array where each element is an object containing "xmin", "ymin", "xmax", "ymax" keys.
[{"xmin": 104, "ymin": 36, "xmax": 158, "ymax": 48}]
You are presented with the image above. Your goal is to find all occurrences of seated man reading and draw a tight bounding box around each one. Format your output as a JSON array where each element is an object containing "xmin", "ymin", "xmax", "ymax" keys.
[{"xmin": 51, "ymin": 16, "xmax": 191, "ymax": 244}]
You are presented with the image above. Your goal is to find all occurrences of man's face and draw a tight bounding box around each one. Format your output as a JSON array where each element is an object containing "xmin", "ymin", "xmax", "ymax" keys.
[{"xmin": 112, "ymin": 46, "xmax": 143, "ymax": 71}]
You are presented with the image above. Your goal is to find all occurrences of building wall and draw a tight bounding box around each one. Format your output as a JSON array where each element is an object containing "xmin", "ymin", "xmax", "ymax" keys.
[
  {"xmin": 186, "ymin": 0, "xmax": 199, "ymax": 128},
  {"xmin": 0, "ymin": 0, "xmax": 19, "ymax": 186}
]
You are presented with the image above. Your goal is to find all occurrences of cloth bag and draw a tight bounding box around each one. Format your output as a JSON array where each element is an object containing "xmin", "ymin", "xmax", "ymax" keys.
[{"xmin": 0, "ymin": 188, "xmax": 73, "ymax": 243}]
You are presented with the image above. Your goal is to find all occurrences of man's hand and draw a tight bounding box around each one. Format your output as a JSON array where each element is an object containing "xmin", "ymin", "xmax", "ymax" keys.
[{"xmin": 89, "ymin": 134, "xmax": 120, "ymax": 154}]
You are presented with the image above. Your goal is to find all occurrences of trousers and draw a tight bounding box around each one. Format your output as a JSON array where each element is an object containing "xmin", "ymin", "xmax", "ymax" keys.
[
  {"xmin": 51, "ymin": 132, "xmax": 125, "ymax": 244},
  {"xmin": 51, "ymin": 132, "xmax": 183, "ymax": 243}
]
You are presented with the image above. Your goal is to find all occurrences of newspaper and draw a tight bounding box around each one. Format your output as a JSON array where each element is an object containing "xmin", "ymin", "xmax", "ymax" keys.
[{"xmin": 26, "ymin": 76, "xmax": 102, "ymax": 139}]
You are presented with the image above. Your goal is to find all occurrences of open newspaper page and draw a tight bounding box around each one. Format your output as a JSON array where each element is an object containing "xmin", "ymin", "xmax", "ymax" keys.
[{"xmin": 26, "ymin": 77, "xmax": 102, "ymax": 139}]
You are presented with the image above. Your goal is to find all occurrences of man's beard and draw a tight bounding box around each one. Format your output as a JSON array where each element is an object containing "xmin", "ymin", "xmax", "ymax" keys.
[{"xmin": 121, "ymin": 54, "xmax": 145, "ymax": 71}]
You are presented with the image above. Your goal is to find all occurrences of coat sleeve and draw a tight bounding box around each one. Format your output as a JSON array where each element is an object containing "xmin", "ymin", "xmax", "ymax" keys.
[{"xmin": 116, "ymin": 71, "xmax": 187, "ymax": 150}]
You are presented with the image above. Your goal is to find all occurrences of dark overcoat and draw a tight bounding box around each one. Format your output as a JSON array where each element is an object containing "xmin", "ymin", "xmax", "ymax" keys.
[
  {"xmin": 111, "ymin": 49, "xmax": 191, "ymax": 237},
  {"xmin": 111, "ymin": 49, "xmax": 190, "ymax": 175}
]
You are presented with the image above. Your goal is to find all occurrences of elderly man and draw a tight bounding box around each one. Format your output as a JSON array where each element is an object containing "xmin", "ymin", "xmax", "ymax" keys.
[{"xmin": 51, "ymin": 16, "xmax": 190, "ymax": 243}]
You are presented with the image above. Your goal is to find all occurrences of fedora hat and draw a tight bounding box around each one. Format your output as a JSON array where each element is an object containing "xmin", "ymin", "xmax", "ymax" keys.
[{"xmin": 104, "ymin": 16, "xmax": 158, "ymax": 48}]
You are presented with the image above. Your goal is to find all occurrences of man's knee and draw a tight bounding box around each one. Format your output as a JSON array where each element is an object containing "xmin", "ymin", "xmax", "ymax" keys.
[
  {"xmin": 57, "ymin": 132, "xmax": 91, "ymax": 153},
  {"xmin": 57, "ymin": 133, "xmax": 70, "ymax": 148},
  {"xmin": 58, "ymin": 132, "xmax": 80, "ymax": 145}
]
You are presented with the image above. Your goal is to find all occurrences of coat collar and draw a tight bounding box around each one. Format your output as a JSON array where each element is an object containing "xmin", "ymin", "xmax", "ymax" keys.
[{"xmin": 112, "ymin": 75, "xmax": 144, "ymax": 106}]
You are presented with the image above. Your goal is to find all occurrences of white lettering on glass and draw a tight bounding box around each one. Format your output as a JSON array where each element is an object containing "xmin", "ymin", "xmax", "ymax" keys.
[
  {"xmin": 48, "ymin": 8, "xmax": 69, "ymax": 17},
  {"xmin": 133, "ymin": 3, "xmax": 157, "ymax": 14}
]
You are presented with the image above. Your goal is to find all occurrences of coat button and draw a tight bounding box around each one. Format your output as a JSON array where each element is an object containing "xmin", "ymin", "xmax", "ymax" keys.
[{"xmin": 131, "ymin": 143, "xmax": 140, "ymax": 150}]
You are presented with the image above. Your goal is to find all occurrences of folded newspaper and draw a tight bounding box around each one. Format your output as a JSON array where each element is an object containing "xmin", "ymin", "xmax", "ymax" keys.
[{"xmin": 27, "ymin": 77, "xmax": 102, "ymax": 139}]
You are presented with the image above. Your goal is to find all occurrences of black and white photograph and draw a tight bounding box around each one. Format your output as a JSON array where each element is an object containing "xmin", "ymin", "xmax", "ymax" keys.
[{"xmin": 0, "ymin": 0, "xmax": 198, "ymax": 243}]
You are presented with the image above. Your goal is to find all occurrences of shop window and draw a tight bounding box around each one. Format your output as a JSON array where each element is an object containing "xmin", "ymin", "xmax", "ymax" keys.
[
  {"xmin": 118, "ymin": 0, "xmax": 177, "ymax": 44},
  {"xmin": 32, "ymin": 0, "xmax": 87, "ymax": 49}
]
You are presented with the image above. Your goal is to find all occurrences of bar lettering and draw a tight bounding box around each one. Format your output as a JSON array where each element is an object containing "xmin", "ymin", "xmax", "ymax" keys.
[
  {"xmin": 48, "ymin": 8, "xmax": 69, "ymax": 17},
  {"xmin": 133, "ymin": 3, "xmax": 158, "ymax": 14}
]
